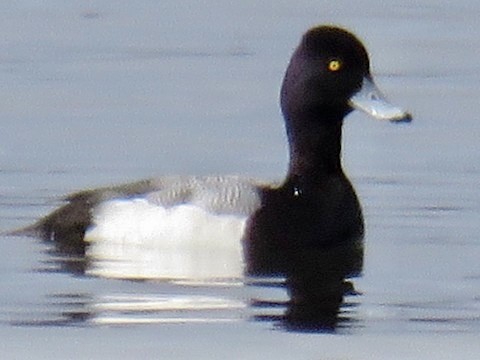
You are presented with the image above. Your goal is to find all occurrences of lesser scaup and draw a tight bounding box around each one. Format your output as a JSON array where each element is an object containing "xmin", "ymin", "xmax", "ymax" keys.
[{"xmin": 15, "ymin": 26, "xmax": 411, "ymax": 280}]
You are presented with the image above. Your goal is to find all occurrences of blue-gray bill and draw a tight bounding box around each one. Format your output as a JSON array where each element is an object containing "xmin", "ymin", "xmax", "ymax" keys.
[{"xmin": 349, "ymin": 76, "xmax": 412, "ymax": 123}]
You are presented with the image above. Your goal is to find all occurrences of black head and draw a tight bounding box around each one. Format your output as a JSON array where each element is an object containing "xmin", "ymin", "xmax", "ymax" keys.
[
  {"xmin": 281, "ymin": 26, "xmax": 370, "ymax": 119},
  {"xmin": 280, "ymin": 26, "xmax": 411, "ymax": 123}
]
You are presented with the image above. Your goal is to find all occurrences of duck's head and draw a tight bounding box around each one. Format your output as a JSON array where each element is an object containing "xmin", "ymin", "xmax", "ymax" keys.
[{"xmin": 280, "ymin": 26, "xmax": 411, "ymax": 123}]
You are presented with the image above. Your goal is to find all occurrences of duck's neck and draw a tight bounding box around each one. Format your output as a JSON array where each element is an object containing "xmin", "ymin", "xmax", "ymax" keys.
[{"xmin": 285, "ymin": 109, "xmax": 344, "ymax": 185}]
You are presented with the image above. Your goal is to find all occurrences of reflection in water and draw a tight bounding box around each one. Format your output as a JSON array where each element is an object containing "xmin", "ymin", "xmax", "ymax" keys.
[
  {"xmin": 27, "ymin": 235, "xmax": 363, "ymax": 332},
  {"xmin": 249, "ymin": 239, "xmax": 363, "ymax": 332},
  {"xmin": 9, "ymin": 292, "xmax": 246, "ymax": 327},
  {"xmin": 283, "ymin": 241, "xmax": 363, "ymax": 332}
]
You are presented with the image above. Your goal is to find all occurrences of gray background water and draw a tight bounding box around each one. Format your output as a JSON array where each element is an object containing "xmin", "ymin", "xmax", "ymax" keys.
[{"xmin": 1, "ymin": 1, "xmax": 480, "ymax": 358}]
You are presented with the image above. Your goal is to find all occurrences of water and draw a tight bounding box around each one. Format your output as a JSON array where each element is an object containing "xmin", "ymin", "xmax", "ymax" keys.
[{"xmin": 1, "ymin": 1, "xmax": 480, "ymax": 358}]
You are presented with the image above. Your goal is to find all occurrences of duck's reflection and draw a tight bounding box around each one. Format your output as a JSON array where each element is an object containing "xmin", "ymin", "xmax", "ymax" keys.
[
  {"xmin": 33, "ymin": 234, "xmax": 363, "ymax": 332},
  {"xmin": 284, "ymin": 243, "xmax": 362, "ymax": 332},
  {"xmin": 250, "ymin": 239, "xmax": 363, "ymax": 332}
]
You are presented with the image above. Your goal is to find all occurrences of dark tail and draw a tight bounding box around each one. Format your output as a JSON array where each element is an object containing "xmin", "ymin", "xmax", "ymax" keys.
[{"xmin": 3, "ymin": 221, "xmax": 46, "ymax": 238}]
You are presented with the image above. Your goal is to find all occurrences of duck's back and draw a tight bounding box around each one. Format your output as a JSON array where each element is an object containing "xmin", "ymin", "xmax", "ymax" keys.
[{"xmin": 26, "ymin": 176, "xmax": 266, "ymax": 279}]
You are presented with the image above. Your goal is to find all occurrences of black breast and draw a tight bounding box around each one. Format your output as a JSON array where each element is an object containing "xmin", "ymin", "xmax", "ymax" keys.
[{"xmin": 244, "ymin": 174, "xmax": 364, "ymax": 276}]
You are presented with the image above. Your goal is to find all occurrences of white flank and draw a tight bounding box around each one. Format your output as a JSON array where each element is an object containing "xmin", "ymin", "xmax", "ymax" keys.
[{"xmin": 85, "ymin": 199, "xmax": 247, "ymax": 281}]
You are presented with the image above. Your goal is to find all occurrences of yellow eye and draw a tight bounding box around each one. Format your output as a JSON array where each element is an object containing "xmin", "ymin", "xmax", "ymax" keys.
[{"xmin": 328, "ymin": 59, "xmax": 342, "ymax": 72}]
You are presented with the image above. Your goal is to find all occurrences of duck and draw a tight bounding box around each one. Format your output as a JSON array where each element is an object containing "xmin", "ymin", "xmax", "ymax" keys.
[{"xmin": 14, "ymin": 25, "xmax": 411, "ymax": 281}]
